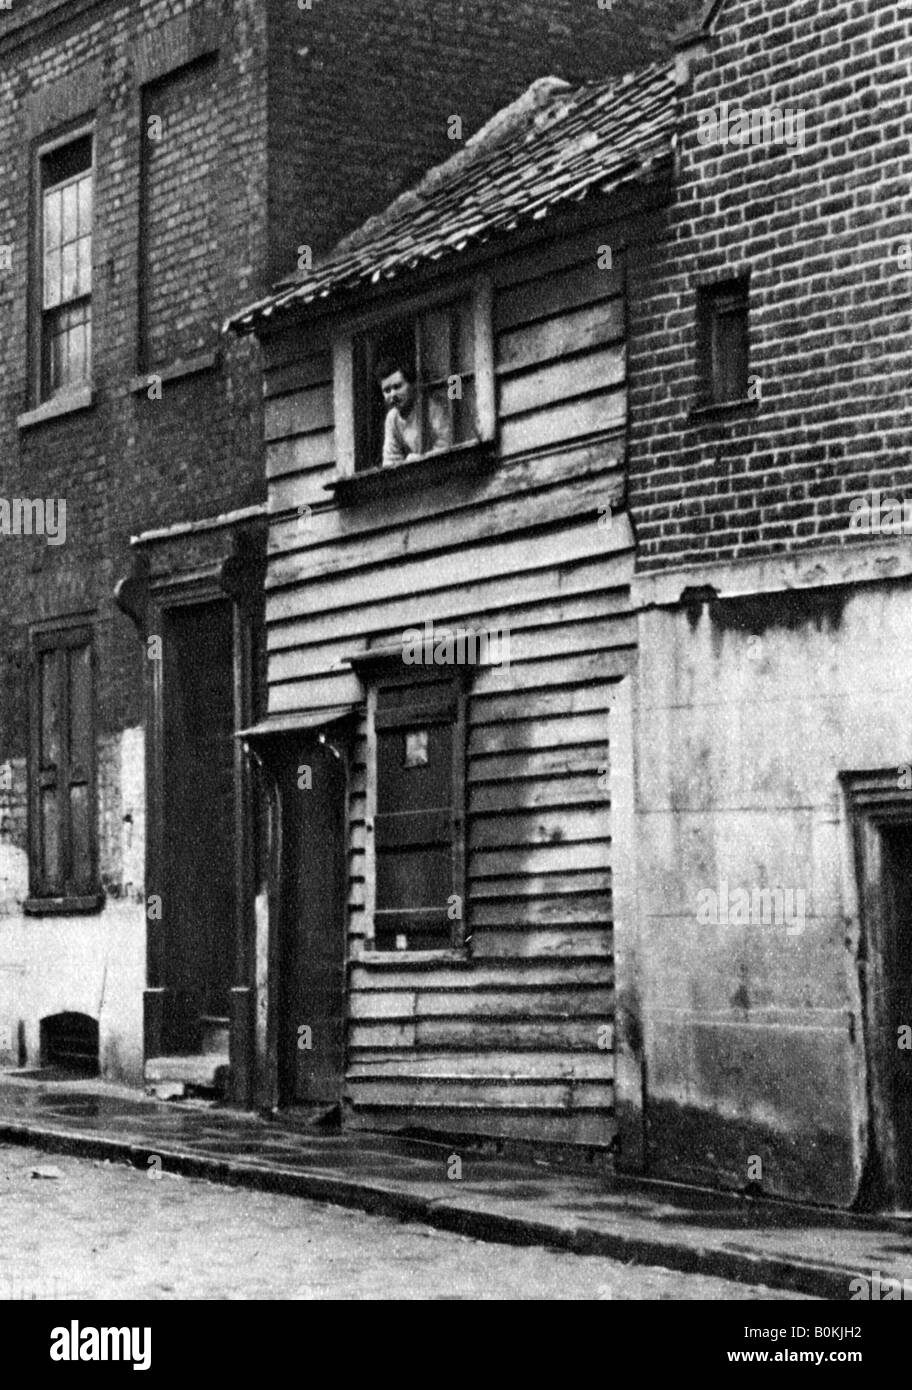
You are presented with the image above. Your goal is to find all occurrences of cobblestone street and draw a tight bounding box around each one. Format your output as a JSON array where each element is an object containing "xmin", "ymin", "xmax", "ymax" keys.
[{"xmin": 0, "ymin": 1144, "xmax": 809, "ymax": 1301}]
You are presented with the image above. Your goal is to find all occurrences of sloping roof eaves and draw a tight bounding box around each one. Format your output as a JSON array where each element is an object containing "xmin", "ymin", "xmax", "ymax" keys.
[{"xmin": 229, "ymin": 60, "xmax": 676, "ymax": 335}]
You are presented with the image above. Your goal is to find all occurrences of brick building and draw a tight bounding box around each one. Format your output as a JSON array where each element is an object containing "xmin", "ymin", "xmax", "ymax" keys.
[
  {"xmin": 232, "ymin": 0, "xmax": 912, "ymax": 1210},
  {"xmin": 0, "ymin": 1, "xmax": 684, "ymax": 1097},
  {"xmin": 622, "ymin": 0, "xmax": 912, "ymax": 1210}
]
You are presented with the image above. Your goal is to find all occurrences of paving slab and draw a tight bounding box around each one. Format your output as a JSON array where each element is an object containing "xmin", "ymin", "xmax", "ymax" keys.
[{"xmin": 0, "ymin": 1071, "xmax": 909, "ymax": 1300}]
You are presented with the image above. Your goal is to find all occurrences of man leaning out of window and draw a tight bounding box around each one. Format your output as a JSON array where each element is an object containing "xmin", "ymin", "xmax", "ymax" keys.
[{"xmin": 376, "ymin": 353, "xmax": 452, "ymax": 466}]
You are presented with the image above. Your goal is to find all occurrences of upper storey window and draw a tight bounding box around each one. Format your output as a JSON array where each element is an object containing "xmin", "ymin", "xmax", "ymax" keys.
[
  {"xmin": 333, "ymin": 277, "xmax": 496, "ymax": 480},
  {"xmin": 39, "ymin": 132, "xmax": 93, "ymax": 401}
]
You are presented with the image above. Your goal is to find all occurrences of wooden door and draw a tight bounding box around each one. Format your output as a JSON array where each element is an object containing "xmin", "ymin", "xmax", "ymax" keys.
[
  {"xmin": 278, "ymin": 738, "xmax": 348, "ymax": 1107},
  {"xmin": 876, "ymin": 824, "xmax": 912, "ymax": 1208},
  {"xmin": 373, "ymin": 676, "xmax": 459, "ymax": 951},
  {"xmin": 161, "ymin": 599, "xmax": 236, "ymax": 1049}
]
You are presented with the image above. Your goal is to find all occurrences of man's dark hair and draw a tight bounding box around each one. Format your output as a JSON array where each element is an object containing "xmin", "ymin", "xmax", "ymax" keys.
[{"xmin": 374, "ymin": 351, "xmax": 416, "ymax": 385}]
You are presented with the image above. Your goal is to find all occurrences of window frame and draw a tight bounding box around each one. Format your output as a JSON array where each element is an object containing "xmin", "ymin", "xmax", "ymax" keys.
[
  {"xmin": 31, "ymin": 122, "xmax": 95, "ymax": 408},
  {"xmin": 360, "ymin": 659, "xmax": 470, "ymax": 957},
  {"xmin": 695, "ymin": 276, "xmax": 750, "ymax": 409},
  {"xmin": 26, "ymin": 621, "xmax": 102, "ymax": 914},
  {"xmin": 332, "ymin": 274, "xmax": 496, "ymax": 485}
]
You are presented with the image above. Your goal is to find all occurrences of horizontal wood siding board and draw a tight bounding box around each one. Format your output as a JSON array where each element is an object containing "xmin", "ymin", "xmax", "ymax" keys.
[
  {"xmin": 496, "ymin": 299, "xmax": 625, "ymax": 374},
  {"xmin": 469, "ymin": 776, "xmax": 607, "ymax": 813},
  {"xmin": 470, "ymin": 898, "xmax": 610, "ymax": 928},
  {"xmin": 471, "ymin": 842, "xmax": 611, "ymax": 876},
  {"xmin": 470, "ymin": 680, "xmax": 615, "ymax": 725},
  {"xmin": 264, "ymin": 354, "xmax": 333, "ymax": 399},
  {"xmin": 468, "ymin": 806, "xmax": 608, "ymax": 851},
  {"xmin": 349, "ymin": 958, "xmax": 609, "ymax": 991},
  {"xmin": 266, "ymin": 430, "xmax": 336, "ymax": 481},
  {"xmin": 469, "ymin": 711, "xmax": 608, "ymax": 756},
  {"xmin": 264, "ymin": 385, "xmax": 334, "ymax": 441},
  {"xmin": 267, "ymin": 558, "xmax": 632, "ymax": 655},
  {"xmin": 343, "ymin": 1106, "xmax": 616, "ymax": 1146},
  {"xmin": 491, "ymin": 224, "xmax": 626, "ymax": 290},
  {"xmin": 347, "ymin": 1053, "xmax": 612, "ymax": 1079},
  {"xmin": 266, "ymin": 518, "xmax": 631, "ymax": 613},
  {"xmin": 494, "ymin": 259, "xmax": 624, "ymax": 333},
  {"xmin": 271, "ymin": 437, "xmax": 625, "ymax": 552},
  {"xmin": 472, "ymin": 930, "xmax": 610, "ymax": 959},
  {"xmin": 266, "ymin": 605, "xmax": 630, "ymax": 683},
  {"xmin": 348, "ymin": 986, "xmax": 612, "ymax": 1021},
  {"xmin": 498, "ymin": 344, "xmax": 626, "ymax": 419},
  {"xmin": 267, "ymin": 467, "xmax": 619, "ymax": 572},
  {"xmin": 471, "ymin": 871, "xmax": 610, "ymax": 899},
  {"xmin": 343, "ymin": 1080, "xmax": 615, "ymax": 1108},
  {"xmin": 353, "ymin": 1022, "xmax": 613, "ymax": 1052},
  {"xmin": 469, "ymin": 752, "xmax": 606, "ymax": 785},
  {"xmin": 499, "ymin": 389, "xmax": 626, "ymax": 458}
]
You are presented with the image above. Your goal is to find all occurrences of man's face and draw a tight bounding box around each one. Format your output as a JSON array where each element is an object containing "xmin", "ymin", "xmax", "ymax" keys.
[{"xmin": 380, "ymin": 370, "xmax": 415, "ymax": 415}]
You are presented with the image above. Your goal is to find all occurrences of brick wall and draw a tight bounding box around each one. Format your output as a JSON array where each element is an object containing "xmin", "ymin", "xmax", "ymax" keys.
[
  {"xmin": 264, "ymin": 0, "xmax": 698, "ymax": 278},
  {"xmin": 627, "ymin": 0, "xmax": 912, "ymax": 571},
  {"xmin": 141, "ymin": 53, "xmax": 220, "ymax": 368}
]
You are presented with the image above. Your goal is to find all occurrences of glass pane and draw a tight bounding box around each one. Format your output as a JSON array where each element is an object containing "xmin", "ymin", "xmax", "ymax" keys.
[
  {"xmin": 61, "ymin": 242, "xmax": 78, "ymax": 301},
  {"xmin": 43, "ymin": 249, "xmax": 61, "ymax": 309},
  {"xmin": 423, "ymin": 385, "xmax": 454, "ymax": 454},
  {"xmin": 76, "ymin": 236, "xmax": 91, "ymax": 297},
  {"xmin": 419, "ymin": 306, "xmax": 453, "ymax": 382},
  {"xmin": 404, "ymin": 730, "xmax": 429, "ymax": 768},
  {"xmin": 67, "ymin": 323, "xmax": 86, "ymax": 388},
  {"xmin": 83, "ymin": 309, "xmax": 92, "ymax": 376},
  {"xmin": 41, "ymin": 788, "xmax": 61, "ymax": 889},
  {"xmin": 48, "ymin": 323, "xmax": 66, "ymax": 394},
  {"xmin": 40, "ymin": 651, "xmax": 60, "ymax": 766},
  {"xmin": 43, "ymin": 189, "xmax": 61, "ymax": 251},
  {"xmin": 61, "ymin": 182, "xmax": 78, "ymax": 244},
  {"xmin": 69, "ymin": 784, "xmax": 90, "ymax": 892},
  {"xmin": 77, "ymin": 175, "xmax": 92, "ymax": 235}
]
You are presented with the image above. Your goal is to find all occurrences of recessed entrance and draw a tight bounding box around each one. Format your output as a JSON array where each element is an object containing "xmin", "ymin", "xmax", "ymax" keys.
[
  {"xmin": 842, "ymin": 770, "xmax": 912, "ymax": 1210},
  {"xmin": 160, "ymin": 597, "xmax": 236, "ymax": 1054}
]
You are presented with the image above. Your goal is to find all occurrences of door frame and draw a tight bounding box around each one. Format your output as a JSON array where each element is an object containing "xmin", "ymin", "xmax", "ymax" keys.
[
  {"xmin": 841, "ymin": 768, "xmax": 912, "ymax": 1209},
  {"xmin": 116, "ymin": 547, "xmax": 262, "ymax": 1101}
]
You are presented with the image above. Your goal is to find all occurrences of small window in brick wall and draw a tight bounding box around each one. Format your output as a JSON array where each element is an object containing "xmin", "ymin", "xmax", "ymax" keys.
[{"xmin": 696, "ymin": 278, "xmax": 750, "ymax": 406}]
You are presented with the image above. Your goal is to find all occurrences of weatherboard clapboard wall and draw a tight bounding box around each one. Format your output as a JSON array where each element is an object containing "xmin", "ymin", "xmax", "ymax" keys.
[{"xmin": 260, "ymin": 211, "xmax": 646, "ymax": 1147}]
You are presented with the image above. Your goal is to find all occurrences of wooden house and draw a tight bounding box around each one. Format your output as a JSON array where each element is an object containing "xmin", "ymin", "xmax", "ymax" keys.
[{"xmin": 230, "ymin": 65, "xmax": 676, "ymax": 1157}]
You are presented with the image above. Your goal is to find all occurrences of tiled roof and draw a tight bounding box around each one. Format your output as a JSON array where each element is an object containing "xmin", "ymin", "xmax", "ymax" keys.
[{"xmin": 229, "ymin": 60, "xmax": 676, "ymax": 332}]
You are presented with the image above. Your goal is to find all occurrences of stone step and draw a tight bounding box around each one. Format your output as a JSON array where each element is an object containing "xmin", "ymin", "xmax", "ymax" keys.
[
  {"xmin": 199, "ymin": 1016, "xmax": 230, "ymax": 1056},
  {"xmin": 144, "ymin": 1054, "xmax": 229, "ymax": 1100}
]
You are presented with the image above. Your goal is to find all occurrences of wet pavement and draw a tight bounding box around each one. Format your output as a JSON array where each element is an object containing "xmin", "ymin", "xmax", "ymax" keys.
[
  {"xmin": 0, "ymin": 1071, "xmax": 909, "ymax": 1299},
  {"xmin": 0, "ymin": 1142, "xmax": 811, "ymax": 1301}
]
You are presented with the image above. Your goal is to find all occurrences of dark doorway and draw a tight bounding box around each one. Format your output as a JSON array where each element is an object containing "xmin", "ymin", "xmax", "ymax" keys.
[
  {"xmin": 876, "ymin": 824, "xmax": 912, "ymax": 1208},
  {"xmin": 161, "ymin": 599, "xmax": 236, "ymax": 1052},
  {"xmin": 275, "ymin": 738, "xmax": 348, "ymax": 1108}
]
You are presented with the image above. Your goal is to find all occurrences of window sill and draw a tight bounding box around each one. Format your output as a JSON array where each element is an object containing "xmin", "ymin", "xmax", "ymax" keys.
[
  {"xmin": 128, "ymin": 349, "xmax": 220, "ymax": 394},
  {"xmin": 325, "ymin": 439, "xmax": 494, "ymax": 505},
  {"xmin": 24, "ymin": 892, "xmax": 105, "ymax": 917},
  {"xmin": 17, "ymin": 385, "xmax": 95, "ymax": 430},
  {"xmin": 688, "ymin": 397, "xmax": 759, "ymax": 423}
]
